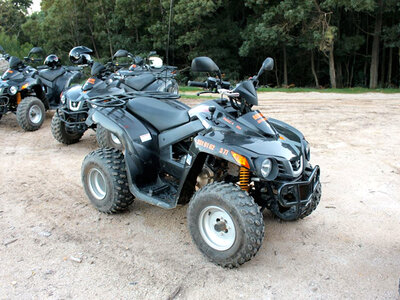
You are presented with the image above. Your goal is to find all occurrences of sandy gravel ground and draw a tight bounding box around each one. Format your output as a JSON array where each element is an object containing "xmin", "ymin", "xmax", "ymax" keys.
[{"xmin": 0, "ymin": 92, "xmax": 399, "ymax": 299}]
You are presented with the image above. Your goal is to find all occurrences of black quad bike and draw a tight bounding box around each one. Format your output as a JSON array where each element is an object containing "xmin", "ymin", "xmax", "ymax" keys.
[
  {"xmin": 0, "ymin": 45, "xmax": 10, "ymax": 62},
  {"xmin": 0, "ymin": 51, "xmax": 82, "ymax": 131},
  {"xmin": 51, "ymin": 47, "xmax": 179, "ymax": 145},
  {"xmin": 51, "ymin": 61, "xmax": 125, "ymax": 144},
  {"xmin": 112, "ymin": 49, "xmax": 179, "ymax": 94},
  {"xmin": 79, "ymin": 56, "xmax": 322, "ymax": 268}
]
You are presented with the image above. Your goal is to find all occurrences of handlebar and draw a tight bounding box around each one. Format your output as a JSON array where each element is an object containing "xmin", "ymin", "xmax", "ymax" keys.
[
  {"xmin": 221, "ymin": 80, "xmax": 230, "ymax": 89},
  {"xmin": 188, "ymin": 81, "xmax": 208, "ymax": 88}
]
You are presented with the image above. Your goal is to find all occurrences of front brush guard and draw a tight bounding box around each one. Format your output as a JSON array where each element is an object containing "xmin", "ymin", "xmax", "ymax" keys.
[
  {"xmin": 57, "ymin": 107, "xmax": 89, "ymax": 133},
  {"xmin": 0, "ymin": 95, "xmax": 10, "ymax": 114},
  {"xmin": 278, "ymin": 166, "xmax": 320, "ymax": 207},
  {"xmin": 272, "ymin": 166, "xmax": 320, "ymax": 220}
]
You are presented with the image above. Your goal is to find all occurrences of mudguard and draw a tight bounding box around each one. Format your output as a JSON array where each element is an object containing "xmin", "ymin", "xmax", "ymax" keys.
[
  {"xmin": 87, "ymin": 107, "xmax": 159, "ymax": 183},
  {"xmin": 175, "ymin": 131, "xmax": 259, "ymax": 203},
  {"xmin": 19, "ymin": 77, "xmax": 39, "ymax": 93},
  {"xmin": 268, "ymin": 118, "xmax": 304, "ymax": 144},
  {"xmin": 190, "ymin": 134, "xmax": 258, "ymax": 171}
]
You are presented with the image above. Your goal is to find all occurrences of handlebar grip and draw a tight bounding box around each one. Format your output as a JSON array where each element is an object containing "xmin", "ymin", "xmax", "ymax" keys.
[
  {"xmin": 188, "ymin": 81, "xmax": 208, "ymax": 88},
  {"xmin": 221, "ymin": 80, "xmax": 230, "ymax": 89}
]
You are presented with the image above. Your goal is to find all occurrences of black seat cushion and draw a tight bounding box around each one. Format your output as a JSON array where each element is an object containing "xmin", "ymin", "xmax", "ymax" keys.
[
  {"xmin": 126, "ymin": 97, "xmax": 189, "ymax": 132},
  {"xmin": 124, "ymin": 74, "xmax": 155, "ymax": 91},
  {"xmin": 38, "ymin": 67, "xmax": 66, "ymax": 82}
]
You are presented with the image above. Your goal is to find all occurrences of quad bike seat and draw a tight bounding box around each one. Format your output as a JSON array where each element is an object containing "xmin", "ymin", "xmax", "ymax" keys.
[
  {"xmin": 124, "ymin": 74, "xmax": 156, "ymax": 91},
  {"xmin": 38, "ymin": 67, "xmax": 66, "ymax": 82},
  {"xmin": 126, "ymin": 97, "xmax": 189, "ymax": 132}
]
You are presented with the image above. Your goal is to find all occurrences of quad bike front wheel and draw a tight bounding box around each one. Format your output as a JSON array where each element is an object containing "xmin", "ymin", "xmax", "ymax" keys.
[
  {"xmin": 81, "ymin": 148, "xmax": 134, "ymax": 213},
  {"xmin": 96, "ymin": 125, "xmax": 123, "ymax": 151},
  {"xmin": 187, "ymin": 182, "xmax": 264, "ymax": 268},
  {"xmin": 16, "ymin": 96, "xmax": 45, "ymax": 131},
  {"xmin": 51, "ymin": 112, "xmax": 84, "ymax": 145}
]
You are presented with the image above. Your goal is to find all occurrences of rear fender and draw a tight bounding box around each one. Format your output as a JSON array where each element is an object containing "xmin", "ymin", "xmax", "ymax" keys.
[
  {"xmin": 88, "ymin": 108, "xmax": 159, "ymax": 183},
  {"xmin": 64, "ymin": 71, "xmax": 83, "ymax": 89}
]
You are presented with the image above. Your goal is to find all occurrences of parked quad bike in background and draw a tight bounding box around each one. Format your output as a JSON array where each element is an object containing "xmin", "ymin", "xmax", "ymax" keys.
[
  {"xmin": 80, "ymin": 56, "xmax": 321, "ymax": 268},
  {"xmin": 0, "ymin": 49, "xmax": 82, "ymax": 131},
  {"xmin": 0, "ymin": 45, "xmax": 10, "ymax": 62},
  {"xmin": 51, "ymin": 47, "xmax": 179, "ymax": 145},
  {"xmin": 112, "ymin": 49, "xmax": 179, "ymax": 94},
  {"xmin": 51, "ymin": 61, "xmax": 125, "ymax": 144}
]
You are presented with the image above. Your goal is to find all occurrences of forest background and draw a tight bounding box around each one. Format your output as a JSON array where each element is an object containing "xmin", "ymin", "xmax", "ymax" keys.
[{"xmin": 1, "ymin": 0, "xmax": 399, "ymax": 89}]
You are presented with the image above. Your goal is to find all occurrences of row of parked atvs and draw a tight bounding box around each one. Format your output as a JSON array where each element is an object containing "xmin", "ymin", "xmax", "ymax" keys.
[{"xmin": 0, "ymin": 45, "xmax": 321, "ymax": 268}]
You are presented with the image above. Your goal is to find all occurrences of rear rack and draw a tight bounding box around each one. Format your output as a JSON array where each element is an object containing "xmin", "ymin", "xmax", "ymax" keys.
[{"xmin": 87, "ymin": 91, "xmax": 180, "ymax": 108}]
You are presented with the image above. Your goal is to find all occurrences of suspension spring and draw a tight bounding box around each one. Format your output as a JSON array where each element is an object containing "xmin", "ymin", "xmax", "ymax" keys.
[{"xmin": 239, "ymin": 167, "xmax": 250, "ymax": 192}]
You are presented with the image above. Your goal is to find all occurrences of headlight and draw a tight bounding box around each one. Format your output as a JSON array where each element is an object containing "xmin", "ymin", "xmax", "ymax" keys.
[
  {"xmin": 61, "ymin": 94, "xmax": 66, "ymax": 104},
  {"xmin": 304, "ymin": 140, "xmax": 311, "ymax": 161},
  {"xmin": 260, "ymin": 159, "xmax": 272, "ymax": 178},
  {"xmin": 9, "ymin": 86, "xmax": 17, "ymax": 95}
]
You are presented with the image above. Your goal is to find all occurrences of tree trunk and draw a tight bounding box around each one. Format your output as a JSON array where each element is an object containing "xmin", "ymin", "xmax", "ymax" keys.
[
  {"xmin": 364, "ymin": 30, "xmax": 369, "ymax": 86},
  {"xmin": 311, "ymin": 51, "xmax": 319, "ymax": 88},
  {"xmin": 328, "ymin": 44, "xmax": 337, "ymax": 88},
  {"xmin": 387, "ymin": 47, "xmax": 393, "ymax": 86},
  {"xmin": 350, "ymin": 55, "xmax": 355, "ymax": 87},
  {"xmin": 274, "ymin": 57, "xmax": 280, "ymax": 87},
  {"xmin": 337, "ymin": 62, "xmax": 343, "ymax": 88},
  {"xmin": 369, "ymin": 0, "xmax": 383, "ymax": 89},
  {"xmin": 283, "ymin": 45, "xmax": 288, "ymax": 87},
  {"xmin": 100, "ymin": 0, "xmax": 114, "ymax": 58},
  {"xmin": 380, "ymin": 46, "xmax": 386, "ymax": 87}
]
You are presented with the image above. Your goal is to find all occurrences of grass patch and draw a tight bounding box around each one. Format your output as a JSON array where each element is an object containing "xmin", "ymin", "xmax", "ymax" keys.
[{"xmin": 180, "ymin": 86, "xmax": 400, "ymax": 94}]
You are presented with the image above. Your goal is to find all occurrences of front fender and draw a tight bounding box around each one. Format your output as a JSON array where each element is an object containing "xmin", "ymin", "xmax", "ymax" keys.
[
  {"xmin": 268, "ymin": 118, "xmax": 304, "ymax": 143},
  {"xmin": 190, "ymin": 135, "xmax": 257, "ymax": 171},
  {"xmin": 21, "ymin": 77, "xmax": 40, "ymax": 93}
]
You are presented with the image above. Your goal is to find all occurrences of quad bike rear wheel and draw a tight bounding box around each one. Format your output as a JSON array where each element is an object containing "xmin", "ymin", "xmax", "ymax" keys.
[
  {"xmin": 187, "ymin": 182, "xmax": 264, "ymax": 268},
  {"xmin": 81, "ymin": 148, "xmax": 134, "ymax": 213},
  {"xmin": 16, "ymin": 96, "xmax": 45, "ymax": 131},
  {"xmin": 51, "ymin": 112, "xmax": 84, "ymax": 145},
  {"xmin": 96, "ymin": 124, "xmax": 123, "ymax": 150}
]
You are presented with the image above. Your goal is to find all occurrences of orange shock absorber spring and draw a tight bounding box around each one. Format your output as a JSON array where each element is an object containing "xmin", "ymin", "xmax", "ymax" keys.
[{"xmin": 239, "ymin": 167, "xmax": 250, "ymax": 192}]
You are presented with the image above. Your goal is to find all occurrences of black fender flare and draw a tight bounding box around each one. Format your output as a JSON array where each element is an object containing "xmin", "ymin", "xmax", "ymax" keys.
[
  {"xmin": 88, "ymin": 108, "xmax": 157, "ymax": 184},
  {"xmin": 176, "ymin": 135, "xmax": 258, "ymax": 204}
]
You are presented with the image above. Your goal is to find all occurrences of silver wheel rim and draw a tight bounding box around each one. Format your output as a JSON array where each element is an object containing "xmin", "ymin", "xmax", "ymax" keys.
[
  {"xmin": 88, "ymin": 168, "xmax": 107, "ymax": 200},
  {"xmin": 29, "ymin": 105, "xmax": 42, "ymax": 124},
  {"xmin": 110, "ymin": 133, "xmax": 121, "ymax": 145},
  {"xmin": 198, "ymin": 205, "xmax": 236, "ymax": 251}
]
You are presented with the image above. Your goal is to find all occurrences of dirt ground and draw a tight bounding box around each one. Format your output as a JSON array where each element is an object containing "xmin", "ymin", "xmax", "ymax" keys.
[{"xmin": 0, "ymin": 92, "xmax": 399, "ymax": 299}]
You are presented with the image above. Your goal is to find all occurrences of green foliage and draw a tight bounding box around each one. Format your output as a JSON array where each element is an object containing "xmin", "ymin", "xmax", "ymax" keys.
[
  {"xmin": 0, "ymin": 0, "xmax": 398, "ymax": 88},
  {"xmin": 0, "ymin": 30, "xmax": 33, "ymax": 58}
]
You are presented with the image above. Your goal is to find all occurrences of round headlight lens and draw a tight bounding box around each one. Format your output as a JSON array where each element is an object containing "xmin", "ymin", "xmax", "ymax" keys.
[
  {"xmin": 9, "ymin": 86, "xmax": 17, "ymax": 95},
  {"xmin": 61, "ymin": 94, "xmax": 66, "ymax": 104},
  {"xmin": 261, "ymin": 159, "xmax": 272, "ymax": 178}
]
